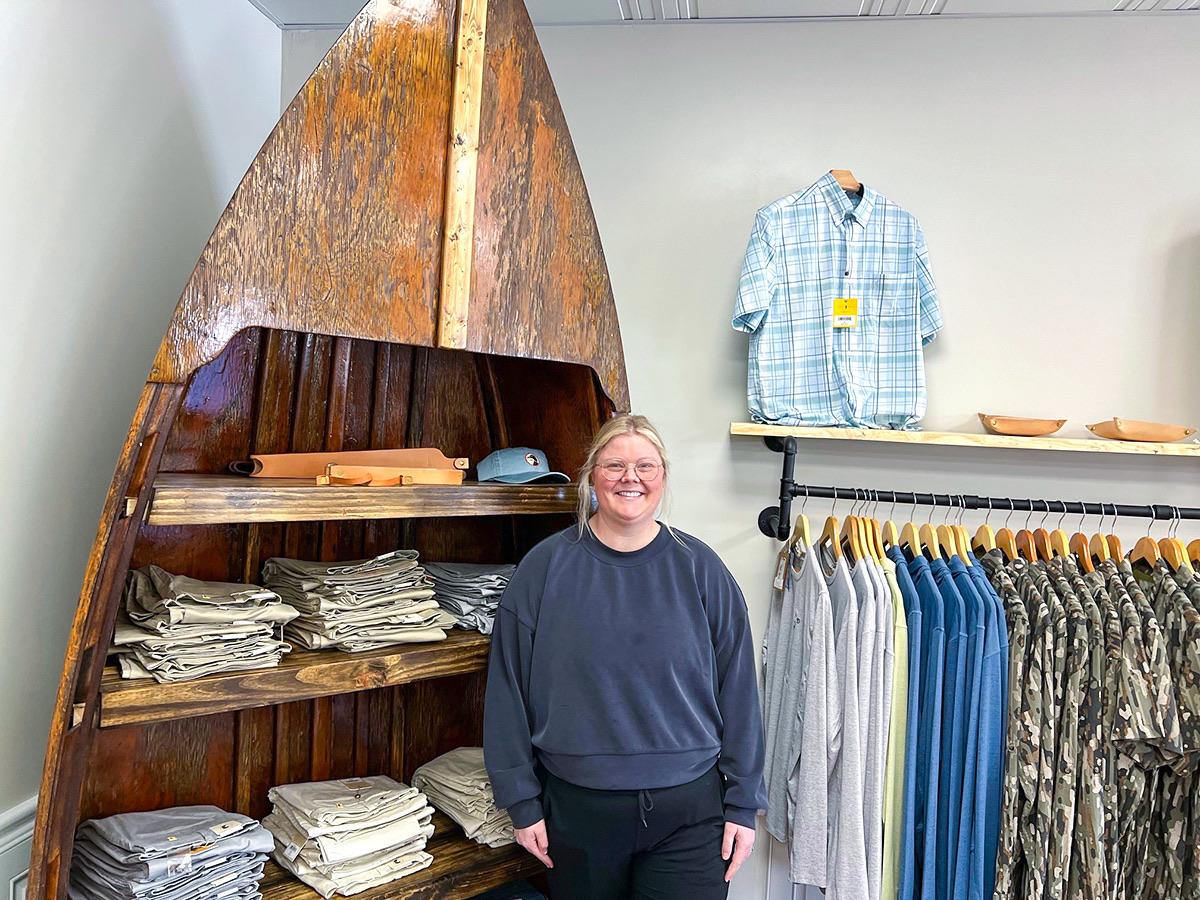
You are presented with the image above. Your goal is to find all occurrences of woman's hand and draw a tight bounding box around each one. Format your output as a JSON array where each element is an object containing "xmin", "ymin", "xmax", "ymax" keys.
[
  {"xmin": 721, "ymin": 821, "xmax": 755, "ymax": 882},
  {"xmin": 515, "ymin": 819, "xmax": 554, "ymax": 869}
]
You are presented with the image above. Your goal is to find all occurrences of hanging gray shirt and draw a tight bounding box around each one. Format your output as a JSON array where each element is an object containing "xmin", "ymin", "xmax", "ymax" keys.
[
  {"xmin": 762, "ymin": 545, "xmax": 837, "ymax": 887},
  {"xmin": 823, "ymin": 549, "xmax": 869, "ymax": 899}
]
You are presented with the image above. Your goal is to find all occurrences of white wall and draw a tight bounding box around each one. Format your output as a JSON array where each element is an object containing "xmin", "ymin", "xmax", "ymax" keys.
[
  {"xmin": 281, "ymin": 28, "xmax": 343, "ymax": 112},
  {"xmin": 535, "ymin": 16, "xmax": 1200, "ymax": 899},
  {"xmin": 0, "ymin": 0, "xmax": 281, "ymax": 822}
]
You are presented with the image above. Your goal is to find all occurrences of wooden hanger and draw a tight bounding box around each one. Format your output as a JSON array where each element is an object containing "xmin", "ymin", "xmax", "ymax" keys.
[
  {"xmin": 973, "ymin": 523, "xmax": 996, "ymax": 554},
  {"xmin": 1157, "ymin": 508, "xmax": 1191, "ymax": 573},
  {"xmin": 866, "ymin": 515, "xmax": 886, "ymax": 561},
  {"xmin": 1131, "ymin": 535, "xmax": 1161, "ymax": 568},
  {"xmin": 881, "ymin": 490, "xmax": 908, "ymax": 552},
  {"xmin": 1048, "ymin": 501, "xmax": 1071, "ymax": 559},
  {"xmin": 920, "ymin": 521, "xmax": 944, "ymax": 561},
  {"xmin": 1131, "ymin": 513, "xmax": 1161, "ymax": 568},
  {"xmin": 997, "ymin": 528, "xmax": 1019, "ymax": 562},
  {"xmin": 1067, "ymin": 504, "xmax": 1091, "ymax": 568},
  {"xmin": 882, "ymin": 519, "xmax": 900, "ymax": 550},
  {"xmin": 1189, "ymin": 538, "xmax": 1200, "ymax": 566},
  {"xmin": 1106, "ymin": 533, "xmax": 1123, "ymax": 561},
  {"xmin": 900, "ymin": 520, "xmax": 921, "ymax": 559},
  {"xmin": 952, "ymin": 498, "xmax": 973, "ymax": 565},
  {"xmin": 994, "ymin": 499, "xmax": 1018, "ymax": 562},
  {"xmin": 937, "ymin": 523, "xmax": 959, "ymax": 559},
  {"xmin": 831, "ymin": 168, "xmax": 861, "ymax": 192},
  {"xmin": 819, "ymin": 512, "xmax": 842, "ymax": 562},
  {"xmin": 1070, "ymin": 532, "xmax": 1095, "ymax": 573},
  {"xmin": 1161, "ymin": 537, "xmax": 1188, "ymax": 572},
  {"xmin": 1032, "ymin": 501, "xmax": 1053, "ymax": 561},
  {"xmin": 841, "ymin": 515, "xmax": 865, "ymax": 562},
  {"xmin": 1016, "ymin": 501, "xmax": 1041, "ymax": 561},
  {"xmin": 786, "ymin": 492, "xmax": 813, "ymax": 551}
]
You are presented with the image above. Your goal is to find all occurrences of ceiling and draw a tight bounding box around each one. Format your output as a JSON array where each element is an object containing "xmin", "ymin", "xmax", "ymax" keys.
[{"xmin": 248, "ymin": 0, "xmax": 1199, "ymax": 28}]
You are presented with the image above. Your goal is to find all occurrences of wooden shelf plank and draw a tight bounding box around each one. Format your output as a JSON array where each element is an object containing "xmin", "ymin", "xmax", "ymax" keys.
[
  {"xmin": 99, "ymin": 630, "xmax": 491, "ymax": 728},
  {"xmin": 258, "ymin": 811, "xmax": 541, "ymax": 900},
  {"xmin": 730, "ymin": 422, "xmax": 1200, "ymax": 458},
  {"xmin": 145, "ymin": 474, "xmax": 577, "ymax": 525}
]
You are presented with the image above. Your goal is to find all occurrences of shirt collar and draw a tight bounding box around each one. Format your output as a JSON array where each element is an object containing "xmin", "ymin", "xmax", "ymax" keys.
[{"xmin": 815, "ymin": 171, "xmax": 878, "ymax": 229}]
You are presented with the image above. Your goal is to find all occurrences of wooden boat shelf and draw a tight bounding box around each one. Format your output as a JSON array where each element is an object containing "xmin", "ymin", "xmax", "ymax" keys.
[
  {"xmin": 32, "ymin": 0, "xmax": 626, "ymax": 895},
  {"xmin": 98, "ymin": 630, "xmax": 492, "ymax": 729},
  {"xmin": 257, "ymin": 810, "xmax": 542, "ymax": 899},
  {"xmin": 139, "ymin": 474, "xmax": 578, "ymax": 525},
  {"xmin": 730, "ymin": 422, "xmax": 1200, "ymax": 458}
]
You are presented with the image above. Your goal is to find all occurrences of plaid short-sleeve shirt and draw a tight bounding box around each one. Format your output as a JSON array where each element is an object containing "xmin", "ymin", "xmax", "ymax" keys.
[{"xmin": 732, "ymin": 173, "xmax": 943, "ymax": 430}]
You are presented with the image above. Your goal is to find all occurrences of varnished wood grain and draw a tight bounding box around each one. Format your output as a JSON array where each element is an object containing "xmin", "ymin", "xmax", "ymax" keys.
[
  {"xmin": 437, "ymin": 0, "xmax": 489, "ymax": 350},
  {"xmin": 468, "ymin": 0, "xmax": 629, "ymax": 411},
  {"xmin": 729, "ymin": 421, "xmax": 1200, "ymax": 457},
  {"xmin": 80, "ymin": 716, "xmax": 235, "ymax": 822},
  {"xmin": 98, "ymin": 631, "xmax": 491, "ymax": 727},
  {"xmin": 257, "ymin": 811, "xmax": 542, "ymax": 899},
  {"xmin": 149, "ymin": 1, "xmax": 458, "ymax": 383},
  {"xmin": 145, "ymin": 474, "xmax": 578, "ymax": 525}
]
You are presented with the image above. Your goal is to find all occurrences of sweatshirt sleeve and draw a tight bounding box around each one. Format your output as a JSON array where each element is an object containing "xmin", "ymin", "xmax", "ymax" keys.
[
  {"xmin": 483, "ymin": 570, "xmax": 543, "ymax": 829},
  {"xmin": 703, "ymin": 550, "xmax": 768, "ymax": 828}
]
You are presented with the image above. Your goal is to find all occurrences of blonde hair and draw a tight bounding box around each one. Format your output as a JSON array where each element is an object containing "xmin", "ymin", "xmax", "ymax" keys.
[{"xmin": 574, "ymin": 414, "xmax": 680, "ymax": 542}]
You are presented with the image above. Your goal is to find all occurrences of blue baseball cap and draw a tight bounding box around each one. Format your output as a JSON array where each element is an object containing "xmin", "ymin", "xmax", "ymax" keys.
[{"xmin": 477, "ymin": 447, "xmax": 570, "ymax": 485}]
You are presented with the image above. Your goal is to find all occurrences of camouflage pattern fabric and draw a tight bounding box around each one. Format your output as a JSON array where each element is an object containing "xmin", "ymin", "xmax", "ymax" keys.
[
  {"xmin": 1058, "ymin": 557, "xmax": 1106, "ymax": 900},
  {"xmin": 978, "ymin": 554, "xmax": 1197, "ymax": 900},
  {"xmin": 981, "ymin": 553, "xmax": 1028, "ymax": 900}
]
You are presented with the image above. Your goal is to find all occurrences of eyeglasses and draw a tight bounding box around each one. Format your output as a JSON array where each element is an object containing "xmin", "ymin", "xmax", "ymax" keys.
[{"xmin": 595, "ymin": 460, "xmax": 663, "ymax": 482}]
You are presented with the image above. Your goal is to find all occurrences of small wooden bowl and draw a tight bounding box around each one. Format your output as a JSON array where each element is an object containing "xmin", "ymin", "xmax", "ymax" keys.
[
  {"xmin": 1086, "ymin": 418, "xmax": 1196, "ymax": 443},
  {"xmin": 978, "ymin": 413, "xmax": 1067, "ymax": 437}
]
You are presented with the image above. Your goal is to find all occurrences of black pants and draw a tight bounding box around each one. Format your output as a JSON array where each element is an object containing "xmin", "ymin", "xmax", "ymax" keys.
[{"xmin": 536, "ymin": 764, "xmax": 731, "ymax": 900}]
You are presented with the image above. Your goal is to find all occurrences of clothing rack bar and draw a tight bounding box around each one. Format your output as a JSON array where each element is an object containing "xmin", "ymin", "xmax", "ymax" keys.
[{"xmin": 757, "ymin": 435, "xmax": 1200, "ymax": 540}]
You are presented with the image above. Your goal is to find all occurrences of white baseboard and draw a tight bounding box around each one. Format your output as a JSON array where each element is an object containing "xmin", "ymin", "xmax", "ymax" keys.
[{"xmin": 0, "ymin": 796, "xmax": 36, "ymax": 900}]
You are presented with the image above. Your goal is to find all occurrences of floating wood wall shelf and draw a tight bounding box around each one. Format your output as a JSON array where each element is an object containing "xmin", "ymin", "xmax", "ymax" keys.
[{"xmin": 30, "ymin": 1, "xmax": 627, "ymax": 897}]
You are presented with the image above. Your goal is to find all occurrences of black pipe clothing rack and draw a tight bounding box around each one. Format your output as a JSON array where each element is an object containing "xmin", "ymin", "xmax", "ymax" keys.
[{"xmin": 758, "ymin": 435, "xmax": 1200, "ymax": 540}]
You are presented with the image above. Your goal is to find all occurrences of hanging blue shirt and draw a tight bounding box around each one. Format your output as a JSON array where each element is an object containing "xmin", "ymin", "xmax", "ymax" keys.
[
  {"xmin": 949, "ymin": 557, "xmax": 987, "ymax": 900},
  {"xmin": 732, "ymin": 172, "xmax": 943, "ymax": 429},
  {"xmin": 888, "ymin": 548, "xmax": 922, "ymax": 900},
  {"xmin": 905, "ymin": 553, "xmax": 946, "ymax": 900},
  {"xmin": 967, "ymin": 555, "xmax": 1006, "ymax": 900},
  {"xmin": 929, "ymin": 558, "xmax": 967, "ymax": 900}
]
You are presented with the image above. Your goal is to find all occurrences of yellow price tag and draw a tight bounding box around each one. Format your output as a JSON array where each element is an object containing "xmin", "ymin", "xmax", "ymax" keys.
[{"xmin": 833, "ymin": 297, "xmax": 858, "ymax": 329}]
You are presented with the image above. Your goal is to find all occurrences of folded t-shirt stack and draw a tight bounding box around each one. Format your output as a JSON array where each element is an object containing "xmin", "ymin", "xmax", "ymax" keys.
[
  {"xmin": 262, "ymin": 775, "xmax": 436, "ymax": 898},
  {"xmin": 412, "ymin": 747, "xmax": 514, "ymax": 848},
  {"xmin": 423, "ymin": 562, "xmax": 515, "ymax": 635},
  {"xmin": 261, "ymin": 551, "xmax": 457, "ymax": 652},
  {"xmin": 112, "ymin": 566, "xmax": 298, "ymax": 683},
  {"xmin": 69, "ymin": 806, "xmax": 273, "ymax": 900}
]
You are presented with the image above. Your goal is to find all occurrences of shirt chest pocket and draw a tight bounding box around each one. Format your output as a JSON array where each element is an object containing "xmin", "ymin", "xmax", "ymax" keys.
[{"xmin": 860, "ymin": 271, "xmax": 918, "ymax": 320}]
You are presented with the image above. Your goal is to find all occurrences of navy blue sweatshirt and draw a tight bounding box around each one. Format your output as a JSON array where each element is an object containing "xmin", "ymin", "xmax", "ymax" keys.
[{"xmin": 482, "ymin": 523, "xmax": 767, "ymax": 829}]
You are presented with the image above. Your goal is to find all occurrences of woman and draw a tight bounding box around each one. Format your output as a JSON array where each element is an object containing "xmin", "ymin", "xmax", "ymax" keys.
[{"xmin": 483, "ymin": 414, "xmax": 766, "ymax": 899}]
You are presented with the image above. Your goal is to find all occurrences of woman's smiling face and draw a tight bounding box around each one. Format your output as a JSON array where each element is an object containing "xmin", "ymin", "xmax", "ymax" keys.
[{"xmin": 592, "ymin": 432, "xmax": 665, "ymax": 528}]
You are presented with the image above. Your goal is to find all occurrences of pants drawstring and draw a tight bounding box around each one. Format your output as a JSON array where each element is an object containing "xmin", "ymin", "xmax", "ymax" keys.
[{"xmin": 637, "ymin": 788, "xmax": 654, "ymax": 828}]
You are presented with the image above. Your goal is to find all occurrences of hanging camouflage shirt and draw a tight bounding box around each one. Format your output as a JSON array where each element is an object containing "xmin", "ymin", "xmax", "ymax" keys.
[
  {"xmin": 1038, "ymin": 560, "xmax": 1087, "ymax": 900},
  {"xmin": 981, "ymin": 552, "xmax": 1029, "ymax": 900},
  {"xmin": 1013, "ymin": 559, "xmax": 1056, "ymax": 899},
  {"xmin": 1143, "ymin": 565, "xmax": 1200, "ymax": 900},
  {"xmin": 1116, "ymin": 562, "xmax": 1180, "ymax": 900},
  {"xmin": 1058, "ymin": 557, "xmax": 1107, "ymax": 900}
]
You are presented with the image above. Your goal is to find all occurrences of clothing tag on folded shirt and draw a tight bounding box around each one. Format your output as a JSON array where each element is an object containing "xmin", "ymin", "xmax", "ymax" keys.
[
  {"xmin": 163, "ymin": 852, "xmax": 194, "ymax": 878},
  {"xmin": 773, "ymin": 549, "xmax": 788, "ymax": 591},
  {"xmin": 832, "ymin": 297, "xmax": 858, "ymax": 328},
  {"xmin": 339, "ymin": 778, "xmax": 372, "ymax": 792},
  {"xmin": 283, "ymin": 841, "xmax": 303, "ymax": 862},
  {"xmin": 210, "ymin": 820, "xmax": 245, "ymax": 838}
]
